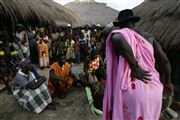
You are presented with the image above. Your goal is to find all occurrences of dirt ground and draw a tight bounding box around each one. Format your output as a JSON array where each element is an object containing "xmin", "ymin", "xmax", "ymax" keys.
[
  {"xmin": 0, "ymin": 63, "xmax": 179, "ymax": 120},
  {"xmin": 0, "ymin": 63, "xmax": 102, "ymax": 120},
  {"xmin": 0, "ymin": 88, "xmax": 102, "ymax": 120}
]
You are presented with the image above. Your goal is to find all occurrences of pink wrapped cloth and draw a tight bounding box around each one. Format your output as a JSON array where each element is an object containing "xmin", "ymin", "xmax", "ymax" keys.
[{"xmin": 103, "ymin": 28, "xmax": 163, "ymax": 120}]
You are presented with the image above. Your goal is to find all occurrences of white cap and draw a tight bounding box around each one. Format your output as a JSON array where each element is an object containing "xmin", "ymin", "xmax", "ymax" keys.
[
  {"xmin": 67, "ymin": 24, "xmax": 71, "ymax": 27},
  {"xmin": 96, "ymin": 24, "xmax": 101, "ymax": 27}
]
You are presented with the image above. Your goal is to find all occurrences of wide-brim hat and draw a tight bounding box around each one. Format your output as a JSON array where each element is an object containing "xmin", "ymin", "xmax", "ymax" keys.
[{"xmin": 113, "ymin": 9, "xmax": 141, "ymax": 27}]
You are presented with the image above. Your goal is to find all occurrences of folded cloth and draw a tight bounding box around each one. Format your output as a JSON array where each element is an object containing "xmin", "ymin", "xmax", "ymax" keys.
[{"xmin": 85, "ymin": 87, "xmax": 103, "ymax": 115}]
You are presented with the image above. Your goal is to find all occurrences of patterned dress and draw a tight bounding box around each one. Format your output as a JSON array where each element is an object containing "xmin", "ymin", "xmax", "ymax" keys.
[{"xmin": 37, "ymin": 36, "xmax": 49, "ymax": 67}]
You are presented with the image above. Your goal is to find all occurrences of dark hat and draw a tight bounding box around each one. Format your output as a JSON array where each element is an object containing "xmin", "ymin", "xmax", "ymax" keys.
[{"xmin": 113, "ymin": 9, "xmax": 140, "ymax": 27}]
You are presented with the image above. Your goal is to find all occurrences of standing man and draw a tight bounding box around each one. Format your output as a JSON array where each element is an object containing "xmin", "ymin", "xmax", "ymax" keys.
[{"xmin": 103, "ymin": 9, "xmax": 174, "ymax": 120}]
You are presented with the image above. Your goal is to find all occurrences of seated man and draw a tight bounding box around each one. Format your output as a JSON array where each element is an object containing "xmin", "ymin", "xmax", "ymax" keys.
[
  {"xmin": 12, "ymin": 59, "xmax": 53, "ymax": 113},
  {"xmin": 48, "ymin": 54, "xmax": 74, "ymax": 98}
]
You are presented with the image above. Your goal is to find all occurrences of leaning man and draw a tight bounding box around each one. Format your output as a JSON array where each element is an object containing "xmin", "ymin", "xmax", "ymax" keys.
[{"xmin": 12, "ymin": 59, "xmax": 52, "ymax": 113}]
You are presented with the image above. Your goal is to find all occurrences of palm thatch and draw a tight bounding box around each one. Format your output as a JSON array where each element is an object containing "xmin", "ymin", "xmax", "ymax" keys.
[
  {"xmin": 65, "ymin": 0, "xmax": 119, "ymax": 27},
  {"xmin": 133, "ymin": 0, "xmax": 180, "ymax": 53},
  {"xmin": 0, "ymin": 0, "xmax": 80, "ymax": 26}
]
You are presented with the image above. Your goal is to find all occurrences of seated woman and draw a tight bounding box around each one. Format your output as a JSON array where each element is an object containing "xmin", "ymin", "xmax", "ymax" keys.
[
  {"xmin": 83, "ymin": 50, "xmax": 105, "ymax": 111},
  {"xmin": 12, "ymin": 59, "xmax": 53, "ymax": 113},
  {"xmin": 48, "ymin": 54, "xmax": 74, "ymax": 99}
]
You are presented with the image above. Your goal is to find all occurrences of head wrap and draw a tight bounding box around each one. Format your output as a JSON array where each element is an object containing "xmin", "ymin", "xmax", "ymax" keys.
[
  {"xmin": 19, "ymin": 59, "xmax": 31, "ymax": 69},
  {"xmin": 0, "ymin": 51, "xmax": 5, "ymax": 56}
]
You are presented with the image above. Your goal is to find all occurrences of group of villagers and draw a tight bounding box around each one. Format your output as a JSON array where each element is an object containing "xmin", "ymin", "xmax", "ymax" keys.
[
  {"xmin": 0, "ymin": 23, "xmax": 106, "ymax": 113},
  {"xmin": 12, "ymin": 50, "xmax": 105, "ymax": 113},
  {"xmin": 13, "ymin": 54, "xmax": 75, "ymax": 113}
]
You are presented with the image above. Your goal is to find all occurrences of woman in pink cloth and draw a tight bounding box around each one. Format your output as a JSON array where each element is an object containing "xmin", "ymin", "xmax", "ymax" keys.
[{"xmin": 103, "ymin": 9, "xmax": 174, "ymax": 120}]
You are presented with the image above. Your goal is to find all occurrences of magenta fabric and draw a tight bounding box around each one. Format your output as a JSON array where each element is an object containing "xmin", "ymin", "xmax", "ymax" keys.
[{"xmin": 103, "ymin": 28, "xmax": 163, "ymax": 120}]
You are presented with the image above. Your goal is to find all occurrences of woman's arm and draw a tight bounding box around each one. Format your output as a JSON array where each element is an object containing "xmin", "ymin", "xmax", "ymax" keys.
[
  {"xmin": 112, "ymin": 33, "xmax": 137, "ymax": 66},
  {"xmin": 112, "ymin": 33, "xmax": 151, "ymax": 83},
  {"xmin": 153, "ymin": 40, "xmax": 174, "ymax": 95},
  {"xmin": 153, "ymin": 40, "xmax": 171, "ymax": 84}
]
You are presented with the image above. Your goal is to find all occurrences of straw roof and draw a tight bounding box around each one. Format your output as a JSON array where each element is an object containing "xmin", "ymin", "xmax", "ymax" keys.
[
  {"xmin": 0, "ymin": 0, "xmax": 80, "ymax": 26},
  {"xmin": 65, "ymin": 0, "xmax": 119, "ymax": 27},
  {"xmin": 133, "ymin": 0, "xmax": 180, "ymax": 53}
]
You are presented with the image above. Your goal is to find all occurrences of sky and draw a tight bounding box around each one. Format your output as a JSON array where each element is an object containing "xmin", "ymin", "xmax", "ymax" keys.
[{"xmin": 54, "ymin": 0, "xmax": 144, "ymax": 11}]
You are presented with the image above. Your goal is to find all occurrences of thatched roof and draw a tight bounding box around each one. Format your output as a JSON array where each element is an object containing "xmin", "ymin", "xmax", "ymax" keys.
[
  {"xmin": 65, "ymin": 0, "xmax": 119, "ymax": 27},
  {"xmin": 133, "ymin": 0, "xmax": 180, "ymax": 52},
  {"xmin": 0, "ymin": 0, "xmax": 80, "ymax": 26}
]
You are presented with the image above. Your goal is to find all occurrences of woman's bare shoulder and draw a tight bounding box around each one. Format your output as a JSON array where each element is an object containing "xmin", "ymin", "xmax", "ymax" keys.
[{"xmin": 135, "ymin": 29, "xmax": 155, "ymax": 45}]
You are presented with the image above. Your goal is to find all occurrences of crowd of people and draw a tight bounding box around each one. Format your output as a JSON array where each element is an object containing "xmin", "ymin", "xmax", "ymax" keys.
[{"xmin": 0, "ymin": 22, "xmax": 108, "ymax": 113}]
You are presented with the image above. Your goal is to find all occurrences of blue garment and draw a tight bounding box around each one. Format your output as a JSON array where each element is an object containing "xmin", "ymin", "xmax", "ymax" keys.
[
  {"xmin": 31, "ymin": 66, "xmax": 40, "ymax": 79},
  {"xmin": 28, "ymin": 32, "xmax": 36, "ymax": 48},
  {"xmin": 13, "ymin": 72, "xmax": 28, "ymax": 88},
  {"xmin": 75, "ymin": 52, "xmax": 80, "ymax": 64},
  {"xmin": 79, "ymin": 38, "xmax": 87, "ymax": 49}
]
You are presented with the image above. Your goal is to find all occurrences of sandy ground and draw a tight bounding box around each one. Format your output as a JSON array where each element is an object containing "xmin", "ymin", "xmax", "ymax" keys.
[
  {"xmin": 0, "ymin": 63, "xmax": 102, "ymax": 120},
  {"xmin": 0, "ymin": 88, "xmax": 102, "ymax": 120},
  {"xmin": 0, "ymin": 63, "xmax": 179, "ymax": 120}
]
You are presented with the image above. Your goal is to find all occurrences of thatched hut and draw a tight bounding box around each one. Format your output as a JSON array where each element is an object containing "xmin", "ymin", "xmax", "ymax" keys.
[
  {"xmin": 0, "ymin": 0, "xmax": 80, "ymax": 26},
  {"xmin": 133, "ymin": 0, "xmax": 180, "ymax": 53},
  {"xmin": 65, "ymin": 0, "xmax": 119, "ymax": 27},
  {"xmin": 133, "ymin": 0, "xmax": 180, "ymax": 99}
]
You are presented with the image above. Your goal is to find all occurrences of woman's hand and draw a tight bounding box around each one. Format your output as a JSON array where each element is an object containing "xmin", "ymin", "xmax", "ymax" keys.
[{"xmin": 131, "ymin": 65, "xmax": 151, "ymax": 84}]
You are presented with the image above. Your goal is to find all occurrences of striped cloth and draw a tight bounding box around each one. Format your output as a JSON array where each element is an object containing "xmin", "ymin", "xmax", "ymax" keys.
[{"xmin": 13, "ymin": 71, "xmax": 52, "ymax": 113}]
